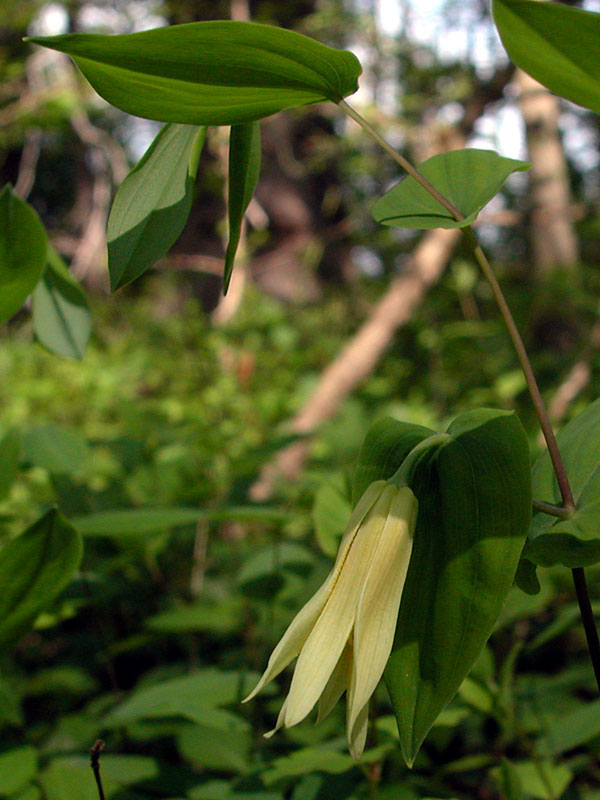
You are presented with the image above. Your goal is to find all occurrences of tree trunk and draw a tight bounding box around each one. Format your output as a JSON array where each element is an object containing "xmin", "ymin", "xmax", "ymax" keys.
[{"xmin": 516, "ymin": 68, "xmax": 579, "ymax": 272}]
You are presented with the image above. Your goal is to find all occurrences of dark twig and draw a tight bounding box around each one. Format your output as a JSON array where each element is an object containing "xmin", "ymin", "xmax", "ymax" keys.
[
  {"xmin": 572, "ymin": 569, "xmax": 600, "ymax": 692},
  {"xmin": 90, "ymin": 740, "xmax": 106, "ymax": 800}
]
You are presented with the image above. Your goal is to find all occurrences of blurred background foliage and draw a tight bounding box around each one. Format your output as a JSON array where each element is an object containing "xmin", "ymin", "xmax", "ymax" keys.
[{"xmin": 2, "ymin": 0, "xmax": 600, "ymax": 798}]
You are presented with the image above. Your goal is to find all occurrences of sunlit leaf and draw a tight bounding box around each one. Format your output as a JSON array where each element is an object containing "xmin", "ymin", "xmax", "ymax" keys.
[
  {"xmin": 104, "ymin": 669, "xmax": 263, "ymax": 727},
  {"xmin": 107, "ymin": 123, "xmax": 206, "ymax": 290},
  {"xmin": 32, "ymin": 245, "xmax": 91, "ymax": 359},
  {"xmin": 493, "ymin": 0, "xmax": 600, "ymax": 114},
  {"xmin": 0, "ymin": 185, "xmax": 47, "ymax": 322},
  {"xmin": 73, "ymin": 505, "xmax": 289, "ymax": 536},
  {"xmin": 0, "ymin": 509, "xmax": 82, "ymax": 650},
  {"xmin": 26, "ymin": 22, "xmax": 361, "ymax": 125},
  {"xmin": 372, "ymin": 149, "xmax": 529, "ymax": 230},
  {"xmin": 224, "ymin": 122, "xmax": 261, "ymax": 293},
  {"xmin": 22, "ymin": 424, "xmax": 88, "ymax": 475}
]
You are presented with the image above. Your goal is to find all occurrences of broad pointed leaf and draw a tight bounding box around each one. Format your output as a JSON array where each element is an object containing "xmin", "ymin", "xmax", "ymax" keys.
[
  {"xmin": 0, "ymin": 185, "xmax": 47, "ymax": 322},
  {"xmin": 372, "ymin": 149, "xmax": 529, "ymax": 230},
  {"xmin": 374, "ymin": 409, "xmax": 531, "ymax": 765},
  {"xmin": 493, "ymin": 0, "xmax": 600, "ymax": 115},
  {"xmin": 32, "ymin": 245, "xmax": 91, "ymax": 359},
  {"xmin": 0, "ymin": 509, "xmax": 82, "ymax": 650},
  {"xmin": 108, "ymin": 123, "xmax": 205, "ymax": 290},
  {"xmin": 528, "ymin": 398, "xmax": 600, "ymax": 567},
  {"xmin": 26, "ymin": 21, "xmax": 361, "ymax": 126},
  {"xmin": 224, "ymin": 122, "xmax": 261, "ymax": 293}
]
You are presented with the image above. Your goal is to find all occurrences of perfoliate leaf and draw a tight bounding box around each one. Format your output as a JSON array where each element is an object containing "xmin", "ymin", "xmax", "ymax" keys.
[
  {"xmin": 32, "ymin": 245, "xmax": 91, "ymax": 359},
  {"xmin": 528, "ymin": 398, "xmax": 600, "ymax": 567},
  {"xmin": 372, "ymin": 149, "xmax": 529, "ymax": 230},
  {"xmin": 107, "ymin": 124, "xmax": 205, "ymax": 290},
  {"xmin": 352, "ymin": 417, "xmax": 435, "ymax": 504},
  {"xmin": 365, "ymin": 409, "xmax": 531, "ymax": 765},
  {"xmin": 26, "ymin": 21, "xmax": 361, "ymax": 126},
  {"xmin": 0, "ymin": 509, "xmax": 82, "ymax": 650},
  {"xmin": 493, "ymin": 0, "xmax": 600, "ymax": 115},
  {"xmin": 224, "ymin": 122, "xmax": 261, "ymax": 293},
  {"xmin": 0, "ymin": 185, "xmax": 48, "ymax": 322}
]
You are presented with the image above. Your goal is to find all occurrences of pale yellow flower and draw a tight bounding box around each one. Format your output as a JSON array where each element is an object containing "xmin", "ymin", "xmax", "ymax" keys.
[{"xmin": 244, "ymin": 480, "xmax": 418, "ymax": 759}]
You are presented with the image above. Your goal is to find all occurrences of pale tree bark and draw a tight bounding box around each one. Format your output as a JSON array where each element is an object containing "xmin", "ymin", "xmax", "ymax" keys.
[
  {"xmin": 250, "ymin": 226, "xmax": 461, "ymax": 500},
  {"xmin": 516, "ymin": 69, "xmax": 579, "ymax": 272}
]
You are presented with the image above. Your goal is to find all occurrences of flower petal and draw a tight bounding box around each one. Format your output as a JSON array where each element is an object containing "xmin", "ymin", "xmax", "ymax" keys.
[
  {"xmin": 284, "ymin": 486, "xmax": 397, "ymax": 727},
  {"xmin": 264, "ymin": 696, "xmax": 288, "ymax": 739},
  {"xmin": 243, "ymin": 574, "xmax": 335, "ymax": 702},
  {"xmin": 316, "ymin": 644, "xmax": 351, "ymax": 723},
  {"xmin": 347, "ymin": 698, "xmax": 369, "ymax": 760},
  {"xmin": 244, "ymin": 480, "xmax": 387, "ymax": 704},
  {"xmin": 348, "ymin": 487, "xmax": 417, "ymax": 736}
]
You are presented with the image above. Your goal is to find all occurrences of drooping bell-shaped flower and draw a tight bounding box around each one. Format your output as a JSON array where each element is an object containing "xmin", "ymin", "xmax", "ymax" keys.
[{"xmin": 244, "ymin": 480, "xmax": 418, "ymax": 759}]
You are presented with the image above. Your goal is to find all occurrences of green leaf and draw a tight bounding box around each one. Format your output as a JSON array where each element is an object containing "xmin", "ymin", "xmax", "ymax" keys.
[
  {"xmin": 0, "ymin": 747, "xmax": 38, "ymax": 796},
  {"xmin": 32, "ymin": 245, "xmax": 91, "ymax": 359},
  {"xmin": 0, "ymin": 427, "xmax": 21, "ymax": 499},
  {"xmin": 312, "ymin": 479, "xmax": 352, "ymax": 557},
  {"xmin": 352, "ymin": 416, "xmax": 435, "ymax": 504},
  {"xmin": 504, "ymin": 760, "xmax": 572, "ymax": 800},
  {"xmin": 262, "ymin": 748, "xmax": 355, "ymax": 785},
  {"xmin": 0, "ymin": 509, "xmax": 82, "ymax": 650},
  {"xmin": 491, "ymin": 758, "xmax": 525, "ymax": 800},
  {"xmin": 107, "ymin": 123, "xmax": 206, "ymax": 290},
  {"xmin": 0, "ymin": 185, "xmax": 48, "ymax": 322},
  {"xmin": 72, "ymin": 505, "xmax": 289, "ymax": 536},
  {"xmin": 372, "ymin": 149, "xmax": 529, "ymax": 230},
  {"xmin": 382, "ymin": 408, "xmax": 531, "ymax": 765},
  {"xmin": 543, "ymin": 697, "xmax": 600, "ymax": 756},
  {"xmin": 146, "ymin": 598, "xmax": 244, "ymax": 635},
  {"xmin": 238, "ymin": 542, "xmax": 314, "ymax": 598},
  {"xmin": 41, "ymin": 755, "xmax": 159, "ymax": 800},
  {"xmin": 177, "ymin": 723, "xmax": 251, "ymax": 773},
  {"xmin": 224, "ymin": 122, "xmax": 261, "ymax": 293},
  {"xmin": 493, "ymin": 0, "xmax": 600, "ymax": 115},
  {"xmin": 104, "ymin": 668, "xmax": 263, "ymax": 727},
  {"xmin": 22, "ymin": 424, "xmax": 88, "ymax": 474},
  {"xmin": 528, "ymin": 398, "xmax": 600, "ymax": 567},
  {"xmin": 26, "ymin": 21, "xmax": 361, "ymax": 125}
]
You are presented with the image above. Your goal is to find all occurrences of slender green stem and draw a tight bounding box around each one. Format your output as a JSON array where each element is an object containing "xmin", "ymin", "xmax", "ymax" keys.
[
  {"xmin": 340, "ymin": 100, "xmax": 464, "ymax": 221},
  {"xmin": 339, "ymin": 99, "xmax": 600, "ymax": 691},
  {"xmin": 532, "ymin": 498, "xmax": 574, "ymax": 519}
]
